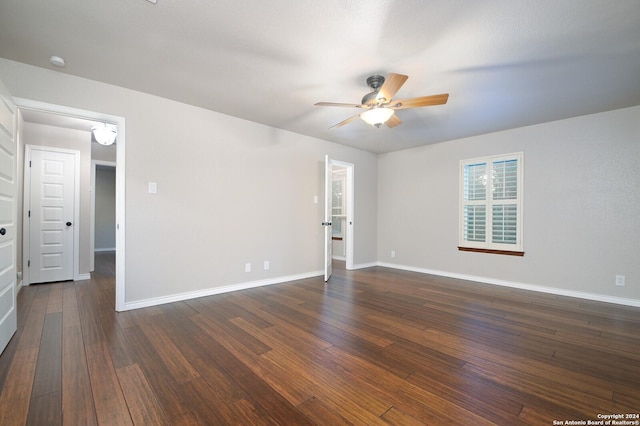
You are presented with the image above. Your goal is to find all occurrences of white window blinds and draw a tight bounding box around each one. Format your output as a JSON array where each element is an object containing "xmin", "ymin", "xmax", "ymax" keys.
[{"xmin": 460, "ymin": 153, "xmax": 523, "ymax": 252}]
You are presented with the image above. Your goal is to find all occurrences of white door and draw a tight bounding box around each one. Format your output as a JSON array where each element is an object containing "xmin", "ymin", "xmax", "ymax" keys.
[
  {"xmin": 0, "ymin": 80, "xmax": 17, "ymax": 354},
  {"xmin": 323, "ymin": 155, "xmax": 332, "ymax": 281},
  {"xmin": 27, "ymin": 147, "xmax": 77, "ymax": 284}
]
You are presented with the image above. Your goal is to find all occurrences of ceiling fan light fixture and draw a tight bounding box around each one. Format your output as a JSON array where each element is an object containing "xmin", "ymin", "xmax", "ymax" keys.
[
  {"xmin": 92, "ymin": 123, "xmax": 117, "ymax": 145},
  {"xmin": 361, "ymin": 107, "xmax": 394, "ymax": 128}
]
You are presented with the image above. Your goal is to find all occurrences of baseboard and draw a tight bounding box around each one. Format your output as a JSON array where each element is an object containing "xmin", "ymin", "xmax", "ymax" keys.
[
  {"xmin": 76, "ymin": 273, "xmax": 91, "ymax": 281},
  {"xmin": 377, "ymin": 262, "xmax": 640, "ymax": 308},
  {"xmin": 123, "ymin": 270, "xmax": 324, "ymax": 311}
]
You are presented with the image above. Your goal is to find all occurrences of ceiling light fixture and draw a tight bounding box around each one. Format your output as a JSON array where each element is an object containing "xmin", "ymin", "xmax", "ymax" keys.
[
  {"xmin": 92, "ymin": 123, "xmax": 117, "ymax": 145},
  {"xmin": 360, "ymin": 107, "xmax": 394, "ymax": 128}
]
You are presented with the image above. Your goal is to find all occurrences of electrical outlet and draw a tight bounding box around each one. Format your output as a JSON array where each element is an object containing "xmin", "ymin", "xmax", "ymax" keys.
[
  {"xmin": 264, "ymin": 261, "xmax": 270, "ymax": 270},
  {"xmin": 615, "ymin": 275, "xmax": 625, "ymax": 286},
  {"xmin": 391, "ymin": 250, "xmax": 396, "ymax": 258},
  {"xmin": 245, "ymin": 263, "xmax": 251, "ymax": 273}
]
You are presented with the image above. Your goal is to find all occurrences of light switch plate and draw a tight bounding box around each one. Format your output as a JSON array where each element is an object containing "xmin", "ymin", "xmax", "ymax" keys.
[{"xmin": 148, "ymin": 182, "xmax": 157, "ymax": 194}]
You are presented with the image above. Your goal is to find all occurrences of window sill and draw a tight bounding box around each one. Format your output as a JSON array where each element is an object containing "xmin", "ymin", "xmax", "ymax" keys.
[{"xmin": 458, "ymin": 246, "xmax": 524, "ymax": 256}]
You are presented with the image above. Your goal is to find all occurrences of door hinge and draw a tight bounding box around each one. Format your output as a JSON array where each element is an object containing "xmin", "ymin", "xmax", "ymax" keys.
[
  {"xmin": 28, "ymin": 260, "xmax": 30, "ymax": 267},
  {"xmin": 28, "ymin": 210, "xmax": 30, "ymax": 217},
  {"xmin": 29, "ymin": 160, "xmax": 31, "ymax": 167}
]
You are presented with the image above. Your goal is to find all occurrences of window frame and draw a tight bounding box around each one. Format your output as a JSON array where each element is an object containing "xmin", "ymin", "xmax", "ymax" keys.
[{"xmin": 458, "ymin": 152, "xmax": 524, "ymax": 255}]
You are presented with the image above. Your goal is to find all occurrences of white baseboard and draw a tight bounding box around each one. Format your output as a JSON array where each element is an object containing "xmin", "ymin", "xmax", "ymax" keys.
[
  {"xmin": 76, "ymin": 273, "xmax": 91, "ymax": 281},
  {"xmin": 377, "ymin": 262, "xmax": 640, "ymax": 308},
  {"xmin": 123, "ymin": 270, "xmax": 324, "ymax": 311}
]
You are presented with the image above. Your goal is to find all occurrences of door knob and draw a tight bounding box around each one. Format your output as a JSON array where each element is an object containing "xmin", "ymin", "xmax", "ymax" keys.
[
  {"xmin": 0, "ymin": 228, "xmax": 5, "ymax": 236},
  {"xmin": 66, "ymin": 222, "xmax": 72, "ymax": 226}
]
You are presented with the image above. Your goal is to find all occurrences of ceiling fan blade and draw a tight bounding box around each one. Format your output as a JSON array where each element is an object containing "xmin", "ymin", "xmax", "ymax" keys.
[
  {"xmin": 377, "ymin": 73, "xmax": 408, "ymax": 103},
  {"xmin": 389, "ymin": 93, "xmax": 449, "ymax": 109},
  {"xmin": 330, "ymin": 114, "xmax": 360, "ymax": 129},
  {"xmin": 315, "ymin": 102, "xmax": 362, "ymax": 108},
  {"xmin": 386, "ymin": 114, "xmax": 402, "ymax": 128}
]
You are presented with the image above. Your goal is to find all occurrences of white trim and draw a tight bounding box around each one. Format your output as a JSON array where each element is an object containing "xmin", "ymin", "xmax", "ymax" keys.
[
  {"xmin": 14, "ymin": 98, "xmax": 126, "ymax": 312},
  {"xmin": 95, "ymin": 247, "xmax": 116, "ymax": 253},
  {"xmin": 23, "ymin": 145, "xmax": 81, "ymax": 284},
  {"xmin": 90, "ymin": 160, "xmax": 116, "ymax": 271},
  {"xmin": 377, "ymin": 262, "xmax": 640, "ymax": 308},
  {"xmin": 77, "ymin": 273, "xmax": 91, "ymax": 281},
  {"xmin": 122, "ymin": 270, "xmax": 324, "ymax": 311}
]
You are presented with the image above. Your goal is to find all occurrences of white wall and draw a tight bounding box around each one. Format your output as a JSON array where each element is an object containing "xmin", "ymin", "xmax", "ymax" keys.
[
  {"xmin": 0, "ymin": 58, "xmax": 378, "ymax": 306},
  {"xmin": 378, "ymin": 106, "xmax": 640, "ymax": 303},
  {"xmin": 95, "ymin": 166, "xmax": 116, "ymax": 251},
  {"xmin": 91, "ymin": 142, "xmax": 116, "ymax": 163}
]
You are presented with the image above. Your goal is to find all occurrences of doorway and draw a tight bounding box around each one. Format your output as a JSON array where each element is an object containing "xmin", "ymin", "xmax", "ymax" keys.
[
  {"xmin": 331, "ymin": 159, "xmax": 354, "ymax": 270},
  {"xmin": 23, "ymin": 145, "xmax": 80, "ymax": 284},
  {"xmin": 15, "ymin": 98, "xmax": 126, "ymax": 311},
  {"xmin": 90, "ymin": 161, "xmax": 116, "ymax": 272},
  {"xmin": 324, "ymin": 156, "xmax": 354, "ymax": 282}
]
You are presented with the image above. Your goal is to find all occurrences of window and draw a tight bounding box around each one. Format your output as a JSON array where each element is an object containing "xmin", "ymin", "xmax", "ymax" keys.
[{"xmin": 459, "ymin": 153, "xmax": 523, "ymax": 255}]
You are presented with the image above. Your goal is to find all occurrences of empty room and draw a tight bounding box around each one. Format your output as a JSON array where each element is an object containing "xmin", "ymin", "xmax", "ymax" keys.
[{"xmin": 0, "ymin": 1, "xmax": 639, "ymax": 424}]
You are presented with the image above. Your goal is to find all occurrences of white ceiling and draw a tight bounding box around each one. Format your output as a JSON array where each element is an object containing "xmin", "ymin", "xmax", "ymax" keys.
[{"xmin": 1, "ymin": 0, "xmax": 639, "ymax": 153}]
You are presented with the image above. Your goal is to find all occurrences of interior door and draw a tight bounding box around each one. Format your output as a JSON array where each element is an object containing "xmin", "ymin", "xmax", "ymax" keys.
[
  {"xmin": 27, "ymin": 147, "xmax": 77, "ymax": 284},
  {"xmin": 323, "ymin": 155, "xmax": 332, "ymax": 281},
  {"xmin": 0, "ymin": 80, "xmax": 17, "ymax": 354}
]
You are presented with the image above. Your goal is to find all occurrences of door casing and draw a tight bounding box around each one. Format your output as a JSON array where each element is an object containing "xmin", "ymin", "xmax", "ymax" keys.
[
  {"xmin": 15, "ymin": 98, "xmax": 126, "ymax": 311},
  {"xmin": 324, "ymin": 156, "xmax": 355, "ymax": 282}
]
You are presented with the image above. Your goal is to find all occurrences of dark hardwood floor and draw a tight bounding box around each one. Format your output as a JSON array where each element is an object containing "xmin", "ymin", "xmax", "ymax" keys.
[{"xmin": 0, "ymin": 253, "xmax": 639, "ymax": 425}]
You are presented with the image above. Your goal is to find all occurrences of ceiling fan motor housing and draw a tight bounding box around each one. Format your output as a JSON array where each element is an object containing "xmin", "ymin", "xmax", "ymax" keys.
[
  {"xmin": 362, "ymin": 75, "xmax": 386, "ymax": 106},
  {"xmin": 366, "ymin": 75, "xmax": 385, "ymax": 90}
]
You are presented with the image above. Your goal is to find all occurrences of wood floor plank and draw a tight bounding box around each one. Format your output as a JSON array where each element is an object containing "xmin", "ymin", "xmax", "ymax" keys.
[
  {"xmin": 138, "ymin": 321, "xmax": 200, "ymax": 384},
  {"xmin": 85, "ymin": 341, "xmax": 133, "ymax": 425},
  {"xmin": 27, "ymin": 392, "xmax": 62, "ymax": 426},
  {"xmin": 0, "ymin": 347, "xmax": 39, "ymax": 425},
  {"xmin": 62, "ymin": 282, "xmax": 80, "ymax": 329},
  {"xmin": 30, "ymin": 312, "xmax": 62, "ymax": 416},
  {"xmin": 62, "ymin": 325, "xmax": 97, "ymax": 426},
  {"xmin": 188, "ymin": 314, "xmax": 315, "ymax": 425},
  {"xmin": 115, "ymin": 363, "xmax": 170, "ymax": 426},
  {"xmin": 297, "ymin": 396, "xmax": 354, "ymax": 425},
  {"xmin": 381, "ymin": 406, "xmax": 431, "ymax": 426},
  {"xmin": 45, "ymin": 282, "xmax": 64, "ymax": 314}
]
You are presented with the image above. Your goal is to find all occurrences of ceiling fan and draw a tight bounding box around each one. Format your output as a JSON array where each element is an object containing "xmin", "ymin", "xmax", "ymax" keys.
[{"xmin": 315, "ymin": 73, "xmax": 449, "ymax": 129}]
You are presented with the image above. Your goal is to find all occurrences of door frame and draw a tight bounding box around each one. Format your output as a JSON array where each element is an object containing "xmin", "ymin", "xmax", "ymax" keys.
[
  {"xmin": 15, "ymin": 98, "xmax": 126, "ymax": 311},
  {"xmin": 90, "ymin": 160, "xmax": 116, "ymax": 272},
  {"xmin": 23, "ymin": 145, "xmax": 81, "ymax": 284}
]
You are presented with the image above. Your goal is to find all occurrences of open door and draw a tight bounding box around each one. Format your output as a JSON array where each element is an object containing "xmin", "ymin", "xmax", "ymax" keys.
[
  {"xmin": 323, "ymin": 155, "xmax": 332, "ymax": 281},
  {"xmin": 0, "ymin": 78, "xmax": 17, "ymax": 354}
]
